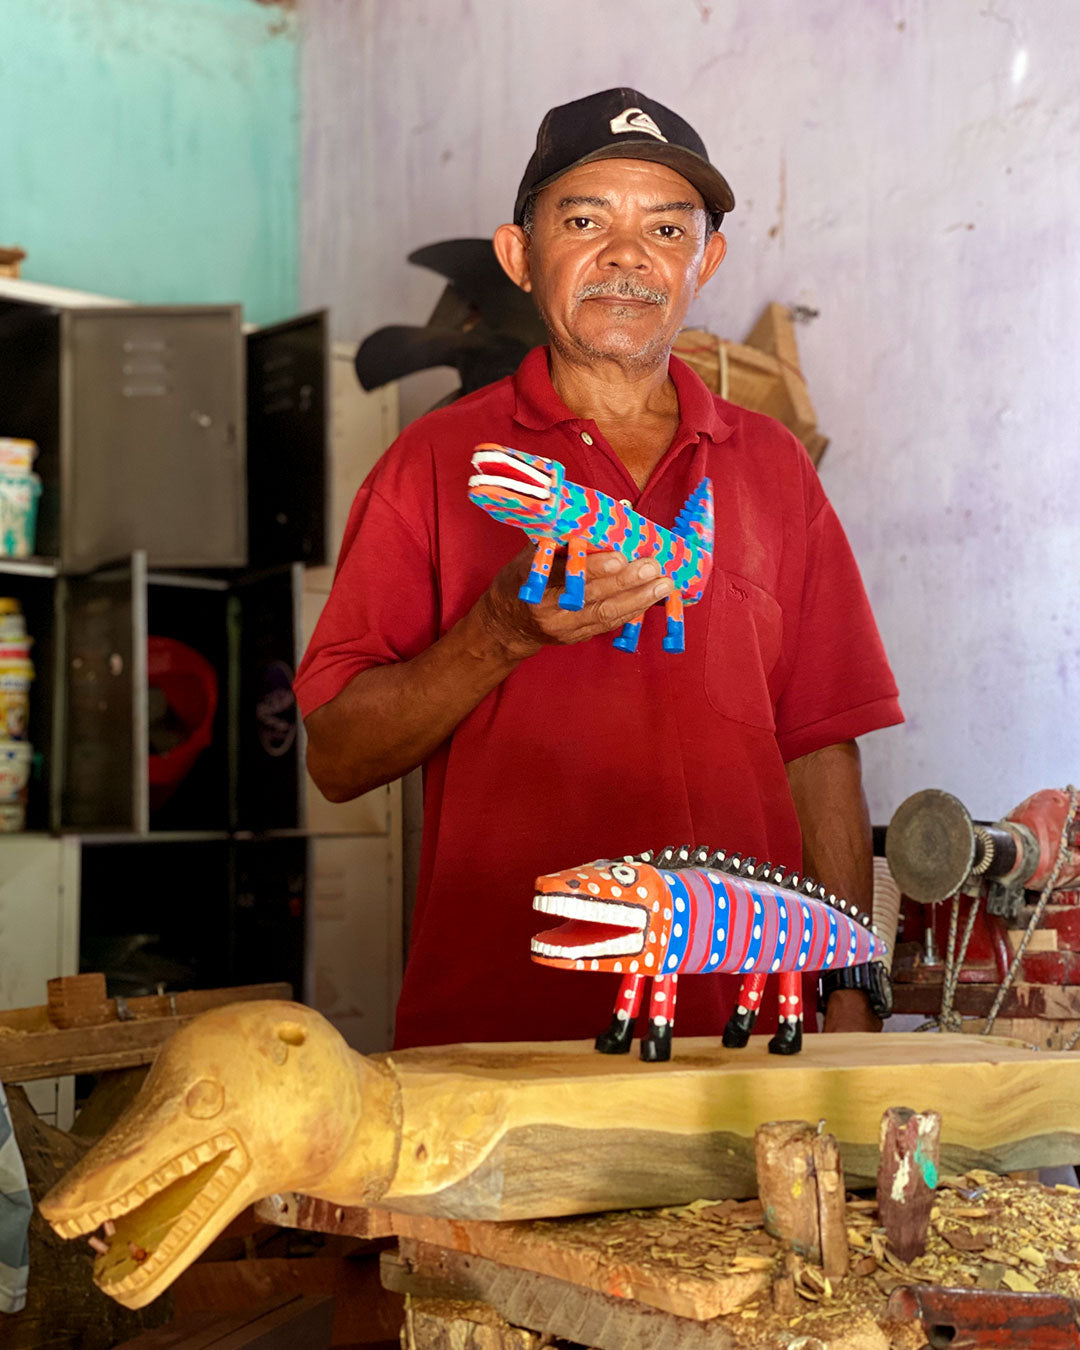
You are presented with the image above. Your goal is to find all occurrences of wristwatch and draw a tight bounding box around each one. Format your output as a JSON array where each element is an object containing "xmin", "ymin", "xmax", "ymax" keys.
[{"xmin": 818, "ymin": 962, "xmax": 894, "ymax": 1020}]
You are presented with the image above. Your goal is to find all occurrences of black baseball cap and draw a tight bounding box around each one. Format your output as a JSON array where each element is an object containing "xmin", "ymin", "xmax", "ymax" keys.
[{"xmin": 513, "ymin": 88, "xmax": 735, "ymax": 230}]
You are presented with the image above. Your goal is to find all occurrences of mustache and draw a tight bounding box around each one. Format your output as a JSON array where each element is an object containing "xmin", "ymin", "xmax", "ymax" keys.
[{"xmin": 576, "ymin": 279, "xmax": 668, "ymax": 306}]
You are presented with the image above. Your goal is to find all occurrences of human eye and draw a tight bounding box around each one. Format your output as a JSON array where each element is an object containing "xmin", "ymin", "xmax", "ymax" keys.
[
  {"xmin": 566, "ymin": 216, "xmax": 598, "ymax": 231},
  {"xmin": 653, "ymin": 223, "xmax": 685, "ymax": 240}
]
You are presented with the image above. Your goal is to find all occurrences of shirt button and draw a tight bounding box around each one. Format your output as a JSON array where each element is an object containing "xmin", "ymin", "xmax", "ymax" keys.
[
  {"xmin": 619, "ymin": 499, "xmax": 632, "ymax": 508},
  {"xmin": 580, "ymin": 431, "xmax": 593, "ymax": 445}
]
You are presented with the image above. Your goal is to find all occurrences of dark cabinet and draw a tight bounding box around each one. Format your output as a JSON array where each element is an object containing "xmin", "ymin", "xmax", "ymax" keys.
[
  {"xmin": 0, "ymin": 301, "xmax": 246, "ymax": 572},
  {"xmin": 0, "ymin": 288, "xmax": 330, "ymax": 1006}
]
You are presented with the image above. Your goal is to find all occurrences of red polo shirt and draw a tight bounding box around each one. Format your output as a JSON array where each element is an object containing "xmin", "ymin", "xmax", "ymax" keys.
[{"xmin": 296, "ymin": 348, "xmax": 902, "ymax": 1048}]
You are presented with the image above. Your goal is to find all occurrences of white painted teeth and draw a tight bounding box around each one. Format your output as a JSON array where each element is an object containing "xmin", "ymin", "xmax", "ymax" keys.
[
  {"xmin": 467, "ymin": 473, "xmax": 550, "ymax": 500},
  {"xmin": 469, "ymin": 449, "xmax": 551, "ymax": 487},
  {"xmin": 532, "ymin": 893, "xmax": 646, "ymax": 929},
  {"xmin": 531, "ymin": 934, "xmax": 641, "ymax": 959}
]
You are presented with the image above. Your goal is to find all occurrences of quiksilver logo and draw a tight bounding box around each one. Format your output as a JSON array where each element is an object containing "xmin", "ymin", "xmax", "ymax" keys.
[{"xmin": 609, "ymin": 108, "xmax": 667, "ymax": 142}]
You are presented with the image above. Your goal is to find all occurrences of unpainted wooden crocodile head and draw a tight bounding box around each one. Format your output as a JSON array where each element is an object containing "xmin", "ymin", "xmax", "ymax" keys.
[{"xmin": 40, "ymin": 1000, "xmax": 398, "ymax": 1308}]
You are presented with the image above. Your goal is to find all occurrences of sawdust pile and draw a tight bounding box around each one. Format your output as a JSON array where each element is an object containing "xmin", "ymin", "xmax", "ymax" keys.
[{"xmin": 520, "ymin": 1172, "xmax": 1080, "ymax": 1348}]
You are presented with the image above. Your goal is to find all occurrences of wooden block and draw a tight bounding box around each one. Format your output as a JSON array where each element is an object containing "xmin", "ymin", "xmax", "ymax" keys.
[
  {"xmin": 368, "ymin": 1034, "xmax": 1080, "ymax": 1221},
  {"xmin": 1008, "ymin": 928, "xmax": 1058, "ymax": 952},
  {"xmin": 114, "ymin": 1294, "xmax": 334, "ymax": 1348},
  {"xmin": 876, "ymin": 1107, "xmax": 941, "ymax": 1263},
  {"xmin": 754, "ymin": 1121, "xmax": 848, "ymax": 1279},
  {"xmin": 48, "ymin": 973, "xmax": 110, "ymax": 1028}
]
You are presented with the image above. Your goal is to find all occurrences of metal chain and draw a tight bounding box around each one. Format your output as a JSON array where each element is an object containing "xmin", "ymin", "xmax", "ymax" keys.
[{"xmin": 982, "ymin": 784, "xmax": 1079, "ymax": 1037}]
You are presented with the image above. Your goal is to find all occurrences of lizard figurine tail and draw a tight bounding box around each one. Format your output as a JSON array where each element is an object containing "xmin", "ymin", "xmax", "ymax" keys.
[{"xmin": 468, "ymin": 443, "xmax": 713, "ymax": 652}]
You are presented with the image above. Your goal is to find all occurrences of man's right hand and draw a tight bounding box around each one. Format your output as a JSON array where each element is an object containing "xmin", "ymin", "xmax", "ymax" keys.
[{"xmin": 478, "ymin": 543, "xmax": 674, "ymax": 663}]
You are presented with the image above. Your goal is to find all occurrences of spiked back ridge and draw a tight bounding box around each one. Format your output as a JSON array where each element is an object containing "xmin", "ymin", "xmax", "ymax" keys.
[{"xmin": 620, "ymin": 845, "xmax": 877, "ymax": 932}]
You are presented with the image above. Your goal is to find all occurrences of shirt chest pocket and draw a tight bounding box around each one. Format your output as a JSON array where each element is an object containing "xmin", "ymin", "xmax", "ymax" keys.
[{"xmin": 703, "ymin": 571, "xmax": 784, "ymax": 730}]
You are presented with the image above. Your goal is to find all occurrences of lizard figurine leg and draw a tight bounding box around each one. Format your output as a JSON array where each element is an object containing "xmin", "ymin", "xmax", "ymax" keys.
[
  {"xmin": 595, "ymin": 973, "xmax": 645, "ymax": 1054},
  {"xmin": 662, "ymin": 590, "xmax": 685, "ymax": 653},
  {"xmin": 722, "ymin": 971, "xmax": 767, "ymax": 1048},
  {"xmin": 612, "ymin": 613, "xmax": 645, "ymax": 653},
  {"xmin": 558, "ymin": 535, "xmax": 588, "ymax": 611},
  {"xmin": 641, "ymin": 974, "xmax": 678, "ymax": 1062},
  {"xmin": 519, "ymin": 539, "xmax": 556, "ymax": 604},
  {"xmin": 769, "ymin": 970, "xmax": 803, "ymax": 1055}
]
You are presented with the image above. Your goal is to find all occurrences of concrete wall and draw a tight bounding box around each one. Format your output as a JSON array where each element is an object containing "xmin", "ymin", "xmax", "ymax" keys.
[
  {"xmin": 1, "ymin": 0, "xmax": 299, "ymax": 324},
  {"xmin": 301, "ymin": 0, "xmax": 1080, "ymax": 824}
]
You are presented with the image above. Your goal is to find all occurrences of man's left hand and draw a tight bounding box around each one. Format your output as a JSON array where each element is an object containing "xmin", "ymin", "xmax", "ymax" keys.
[{"xmin": 823, "ymin": 988, "xmax": 882, "ymax": 1034}]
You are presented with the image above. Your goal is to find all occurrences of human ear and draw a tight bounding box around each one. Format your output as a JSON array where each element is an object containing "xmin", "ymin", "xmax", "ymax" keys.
[
  {"xmin": 696, "ymin": 231, "xmax": 727, "ymax": 292},
  {"xmin": 493, "ymin": 223, "xmax": 532, "ymax": 293}
]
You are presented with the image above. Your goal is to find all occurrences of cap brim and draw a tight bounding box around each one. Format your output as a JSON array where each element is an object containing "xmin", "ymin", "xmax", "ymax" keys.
[{"xmin": 519, "ymin": 141, "xmax": 734, "ymax": 223}]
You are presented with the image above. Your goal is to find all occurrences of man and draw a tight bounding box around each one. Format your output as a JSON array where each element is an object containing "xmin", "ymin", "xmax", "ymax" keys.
[{"xmin": 297, "ymin": 89, "xmax": 902, "ymax": 1050}]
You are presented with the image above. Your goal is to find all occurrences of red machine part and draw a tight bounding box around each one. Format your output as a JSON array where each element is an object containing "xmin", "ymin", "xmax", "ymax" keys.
[
  {"xmin": 1002, "ymin": 789, "xmax": 1080, "ymax": 891},
  {"xmin": 890, "ymin": 787, "xmax": 1080, "ymax": 1014}
]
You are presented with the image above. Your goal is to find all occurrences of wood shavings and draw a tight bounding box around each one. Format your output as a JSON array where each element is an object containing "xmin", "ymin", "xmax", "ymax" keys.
[{"xmin": 497, "ymin": 1170, "xmax": 1080, "ymax": 1347}]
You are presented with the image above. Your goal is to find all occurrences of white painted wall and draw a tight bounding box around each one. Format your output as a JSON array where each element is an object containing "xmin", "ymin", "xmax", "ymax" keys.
[{"xmin": 300, "ymin": 0, "xmax": 1080, "ymax": 825}]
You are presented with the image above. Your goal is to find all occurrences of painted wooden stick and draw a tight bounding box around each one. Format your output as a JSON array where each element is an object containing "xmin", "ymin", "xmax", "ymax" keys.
[
  {"xmin": 754, "ymin": 1120, "xmax": 849, "ymax": 1279},
  {"xmin": 876, "ymin": 1106, "xmax": 942, "ymax": 1263}
]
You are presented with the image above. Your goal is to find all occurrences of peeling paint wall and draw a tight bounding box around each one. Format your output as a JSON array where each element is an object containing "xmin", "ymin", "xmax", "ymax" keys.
[
  {"xmin": 1, "ymin": 0, "xmax": 299, "ymax": 324},
  {"xmin": 301, "ymin": 0, "xmax": 1080, "ymax": 822}
]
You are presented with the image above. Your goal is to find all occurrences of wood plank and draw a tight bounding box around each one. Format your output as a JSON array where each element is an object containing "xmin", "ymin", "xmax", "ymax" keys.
[
  {"xmin": 389, "ymin": 1210, "xmax": 771, "ymax": 1321},
  {"xmin": 382, "ymin": 1248, "xmax": 743, "ymax": 1350},
  {"xmin": 0, "ymin": 983, "xmax": 292, "ymax": 1082},
  {"xmin": 254, "ymin": 1192, "xmax": 396, "ymax": 1240},
  {"xmin": 370, "ymin": 1034, "xmax": 1080, "ymax": 1221}
]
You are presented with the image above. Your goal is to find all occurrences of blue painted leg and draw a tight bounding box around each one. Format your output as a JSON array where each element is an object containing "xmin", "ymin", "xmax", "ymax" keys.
[
  {"xmin": 558, "ymin": 572, "xmax": 586, "ymax": 611},
  {"xmin": 612, "ymin": 617, "xmax": 643, "ymax": 652},
  {"xmin": 662, "ymin": 591, "xmax": 685, "ymax": 653},
  {"xmin": 519, "ymin": 572, "xmax": 548, "ymax": 604}
]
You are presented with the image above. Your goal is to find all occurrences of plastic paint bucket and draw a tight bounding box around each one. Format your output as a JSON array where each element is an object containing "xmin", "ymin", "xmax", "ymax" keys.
[
  {"xmin": 0, "ymin": 599, "xmax": 26, "ymax": 641},
  {"xmin": 0, "ymin": 440, "xmax": 37, "ymax": 474},
  {"xmin": 0, "ymin": 801, "xmax": 25, "ymax": 832},
  {"xmin": 0, "ymin": 658, "xmax": 34, "ymax": 739},
  {"xmin": 0, "ymin": 741, "xmax": 33, "ymax": 801},
  {"xmin": 0, "ymin": 472, "xmax": 42, "ymax": 558}
]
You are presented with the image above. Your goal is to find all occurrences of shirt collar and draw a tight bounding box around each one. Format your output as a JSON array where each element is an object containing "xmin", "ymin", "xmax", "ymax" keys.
[{"xmin": 511, "ymin": 345, "xmax": 734, "ymax": 446}]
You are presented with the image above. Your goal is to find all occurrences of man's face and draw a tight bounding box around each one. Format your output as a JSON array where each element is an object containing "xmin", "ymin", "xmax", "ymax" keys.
[{"xmin": 497, "ymin": 158, "xmax": 726, "ymax": 371}]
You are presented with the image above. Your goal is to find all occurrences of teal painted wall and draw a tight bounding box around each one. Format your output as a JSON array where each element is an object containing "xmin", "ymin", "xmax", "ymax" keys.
[{"xmin": 0, "ymin": 0, "xmax": 298, "ymax": 325}]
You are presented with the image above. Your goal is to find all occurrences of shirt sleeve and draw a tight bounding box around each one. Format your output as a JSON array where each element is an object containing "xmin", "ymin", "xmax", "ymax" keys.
[
  {"xmin": 773, "ymin": 496, "xmax": 903, "ymax": 763},
  {"xmin": 294, "ymin": 469, "xmax": 439, "ymax": 721}
]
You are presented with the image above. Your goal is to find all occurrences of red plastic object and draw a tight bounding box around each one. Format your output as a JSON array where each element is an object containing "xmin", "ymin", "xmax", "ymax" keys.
[{"xmin": 147, "ymin": 637, "xmax": 218, "ymax": 810}]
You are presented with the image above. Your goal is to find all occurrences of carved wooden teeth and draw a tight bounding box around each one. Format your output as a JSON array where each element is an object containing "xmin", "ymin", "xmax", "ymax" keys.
[{"xmin": 801, "ymin": 877, "xmax": 818, "ymax": 895}]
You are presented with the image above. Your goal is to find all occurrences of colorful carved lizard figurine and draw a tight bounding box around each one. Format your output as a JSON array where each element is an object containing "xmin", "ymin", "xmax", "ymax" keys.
[
  {"xmin": 531, "ymin": 844, "xmax": 888, "ymax": 1062},
  {"xmin": 468, "ymin": 443, "xmax": 713, "ymax": 653}
]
